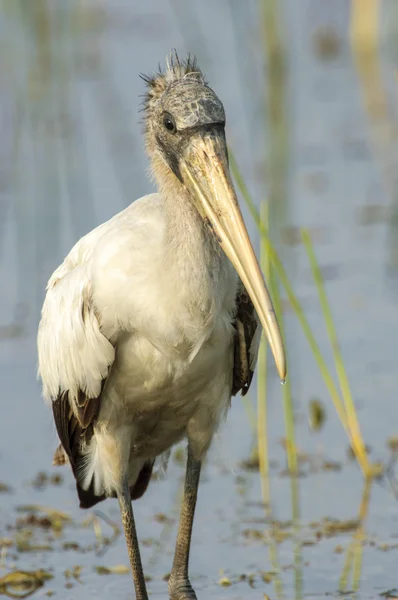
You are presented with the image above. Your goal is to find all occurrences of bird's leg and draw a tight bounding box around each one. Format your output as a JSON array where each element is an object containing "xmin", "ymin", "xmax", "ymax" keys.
[
  {"xmin": 168, "ymin": 444, "xmax": 201, "ymax": 600},
  {"xmin": 117, "ymin": 478, "xmax": 149, "ymax": 600}
]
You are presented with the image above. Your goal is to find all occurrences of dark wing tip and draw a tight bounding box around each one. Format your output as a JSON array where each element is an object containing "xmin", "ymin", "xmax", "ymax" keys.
[{"xmin": 232, "ymin": 285, "xmax": 259, "ymax": 397}]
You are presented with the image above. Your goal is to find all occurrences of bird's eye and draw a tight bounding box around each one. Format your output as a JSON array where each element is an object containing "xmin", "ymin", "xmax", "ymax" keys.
[{"xmin": 163, "ymin": 113, "xmax": 176, "ymax": 133}]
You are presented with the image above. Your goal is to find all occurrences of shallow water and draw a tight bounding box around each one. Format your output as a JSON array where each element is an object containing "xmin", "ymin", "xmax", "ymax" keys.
[{"xmin": 1, "ymin": 1, "xmax": 398, "ymax": 598}]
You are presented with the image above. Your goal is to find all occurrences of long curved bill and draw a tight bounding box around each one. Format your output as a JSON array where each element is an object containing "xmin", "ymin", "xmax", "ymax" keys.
[{"xmin": 180, "ymin": 130, "xmax": 287, "ymax": 381}]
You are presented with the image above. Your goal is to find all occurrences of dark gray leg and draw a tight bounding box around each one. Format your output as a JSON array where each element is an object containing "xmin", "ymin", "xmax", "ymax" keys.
[
  {"xmin": 168, "ymin": 445, "xmax": 201, "ymax": 600},
  {"xmin": 117, "ymin": 478, "xmax": 149, "ymax": 600}
]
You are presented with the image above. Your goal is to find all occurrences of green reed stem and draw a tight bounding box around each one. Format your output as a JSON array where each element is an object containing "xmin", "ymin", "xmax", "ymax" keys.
[
  {"xmin": 301, "ymin": 229, "xmax": 370, "ymax": 476},
  {"xmin": 257, "ymin": 202, "xmax": 271, "ymax": 509},
  {"xmin": 229, "ymin": 150, "xmax": 364, "ymax": 468},
  {"xmin": 339, "ymin": 542, "xmax": 355, "ymax": 592},
  {"xmin": 290, "ymin": 476, "xmax": 303, "ymax": 600},
  {"xmin": 352, "ymin": 534, "xmax": 364, "ymax": 592},
  {"xmin": 270, "ymin": 264, "xmax": 297, "ymax": 473}
]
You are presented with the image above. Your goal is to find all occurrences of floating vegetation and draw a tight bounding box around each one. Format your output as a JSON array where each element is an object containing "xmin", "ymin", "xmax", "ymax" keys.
[
  {"xmin": 153, "ymin": 513, "xmax": 173, "ymax": 525},
  {"xmin": 240, "ymin": 515, "xmax": 367, "ymax": 549},
  {"xmin": 0, "ymin": 570, "xmax": 53, "ymax": 599},
  {"xmin": 172, "ymin": 447, "xmax": 185, "ymax": 466},
  {"xmin": 30, "ymin": 471, "xmax": 63, "ymax": 490},
  {"xmin": 218, "ymin": 571, "xmax": 258, "ymax": 589},
  {"xmin": 320, "ymin": 518, "xmax": 360, "ymax": 537},
  {"xmin": 94, "ymin": 565, "xmax": 130, "ymax": 575},
  {"xmin": 81, "ymin": 513, "xmax": 120, "ymax": 553},
  {"xmin": 0, "ymin": 483, "xmax": 12, "ymax": 494},
  {"xmin": 63, "ymin": 566, "xmax": 83, "ymax": 590},
  {"xmin": 356, "ymin": 204, "xmax": 389, "ymax": 225},
  {"xmin": 387, "ymin": 436, "xmax": 398, "ymax": 452},
  {"xmin": 308, "ymin": 398, "xmax": 327, "ymax": 432},
  {"xmin": 14, "ymin": 505, "xmax": 70, "ymax": 533},
  {"xmin": 312, "ymin": 26, "xmax": 342, "ymax": 61},
  {"xmin": 15, "ymin": 505, "xmax": 70, "ymax": 522},
  {"xmin": 218, "ymin": 575, "xmax": 232, "ymax": 587}
]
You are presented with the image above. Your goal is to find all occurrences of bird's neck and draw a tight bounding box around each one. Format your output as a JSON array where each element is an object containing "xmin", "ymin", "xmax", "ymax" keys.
[
  {"xmin": 155, "ymin": 162, "xmax": 226, "ymax": 290},
  {"xmin": 164, "ymin": 183, "xmax": 223, "ymax": 271}
]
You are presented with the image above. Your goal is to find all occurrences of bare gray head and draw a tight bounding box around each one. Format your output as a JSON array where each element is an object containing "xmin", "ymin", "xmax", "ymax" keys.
[{"xmin": 141, "ymin": 53, "xmax": 226, "ymax": 180}]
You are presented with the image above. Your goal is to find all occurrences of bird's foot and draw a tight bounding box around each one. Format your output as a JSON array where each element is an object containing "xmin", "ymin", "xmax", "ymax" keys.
[{"xmin": 168, "ymin": 576, "xmax": 197, "ymax": 600}]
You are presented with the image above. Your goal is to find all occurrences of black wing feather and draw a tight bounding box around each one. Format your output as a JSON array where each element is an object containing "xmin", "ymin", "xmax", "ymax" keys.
[
  {"xmin": 232, "ymin": 284, "xmax": 259, "ymax": 396},
  {"xmin": 52, "ymin": 389, "xmax": 105, "ymax": 508},
  {"xmin": 52, "ymin": 379, "xmax": 155, "ymax": 508}
]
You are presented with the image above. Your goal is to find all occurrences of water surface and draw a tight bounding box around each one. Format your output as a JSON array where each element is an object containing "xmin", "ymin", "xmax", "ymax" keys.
[{"xmin": 1, "ymin": 1, "xmax": 398, "ymax": 598}]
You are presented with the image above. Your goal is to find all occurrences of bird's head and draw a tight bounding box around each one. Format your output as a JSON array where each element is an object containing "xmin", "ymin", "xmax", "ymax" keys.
[
  {"xmin": 142, "ymin": 54, "xmax": 224, "ymax": 182},
  {"xmin": 141, "ymin": 53, "xmax": 286, "ymax": 381}
]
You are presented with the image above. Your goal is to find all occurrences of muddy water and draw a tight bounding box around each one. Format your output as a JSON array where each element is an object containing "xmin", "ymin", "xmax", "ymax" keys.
[{"xmin": 1, "ymin": 1, "xmax": 398, "ymax": 598}]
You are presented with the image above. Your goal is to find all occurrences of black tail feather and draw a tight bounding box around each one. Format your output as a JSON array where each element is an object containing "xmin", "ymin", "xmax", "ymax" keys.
[{"xmin": 52, "ymin": 393, "xmax": 155, "ymax": 509}]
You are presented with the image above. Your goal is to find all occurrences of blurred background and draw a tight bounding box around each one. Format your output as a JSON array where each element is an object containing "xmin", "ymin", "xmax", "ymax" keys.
[{"xmin": 1, "ymin": 1, "xmax": 398, "ymax": 598}]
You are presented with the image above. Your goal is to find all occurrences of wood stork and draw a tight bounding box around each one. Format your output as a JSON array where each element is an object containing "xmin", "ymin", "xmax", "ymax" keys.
[{"xmin": 37, "ymin": 53, "xmax": 286, "ymax": 600}]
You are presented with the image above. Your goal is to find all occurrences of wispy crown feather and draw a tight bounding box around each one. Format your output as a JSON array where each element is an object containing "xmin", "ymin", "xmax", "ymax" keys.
[{"xmin": 140, "ymin": 51, "xmax": 207, "ymax": 112}]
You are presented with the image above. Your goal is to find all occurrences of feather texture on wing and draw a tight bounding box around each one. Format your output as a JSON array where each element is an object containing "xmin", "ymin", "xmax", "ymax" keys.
[
  {"xmin": 232, "ymin": 281, "xmax": 261, "ymax": 396},
  {"xmin": 37, "ymin": 248, "xmax": 116, "ymax": 507}
]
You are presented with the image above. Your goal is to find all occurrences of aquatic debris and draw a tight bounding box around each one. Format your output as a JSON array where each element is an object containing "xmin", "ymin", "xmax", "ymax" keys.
[
  {"xmin": 16, "ymin": 537, "xmax": 53, "ymax": 553},
  {"xmin": 64, "ymin": 566, "xmax": 83, "ymax": 583},
  {"xmin": 381, "ymin": 590, "xmax": 398, "ymax": 598},
  {"xmin": 240, "ymin": 447, "xmax": 260, "ymax": 472},
  {"xmin": 260, "ymin": 571, "xmax": 277, "ymax": 583},
  {"xmin": 217, "ymin": 571, "xmax": 274, "ymax": 590},
  {"xmin": 312, "ymin": 26, "xmax": 342, "ymax": 61},
  {"xmin": 15, "ymin": 505, "xmax": 70, "ymax": 522},
  {"xmin": 308, "ymin": 398, "xmax": 326, "ymax": 431},
  {"xmin": 13, "ymin": 505, "xmax": 70, "ymax": 537},
  {"xmin": 301, "ymin": 171, "xmax": 330, "ymax": 195},
  {"xmin": 281, "ymin": 225, "xmax": 328, "ymax": 247},
  {"xmin": 241, "ymin": 514, "xmax": 367, "ymax": 549},
  {"xmin": 356, "ymin": 204, "xmax": 389, "ymax": 226},
  {"xmin": 153, "ymin": 513, "xmax": 173, "ymax": 525},
  {"xmin": 62, "ymin": 542, "xmax": 81, "ymax": 551},
  {"xmin": 387, "ymin": 436, "xmax": 398, "ymax": 453},
  {"xmin": 141, "ymin": 538, "xmax": 156, "ymax": 548},
  {"xmin": 242, "ymin": 524, "xmax": 291, "ymax": 545},
  {"xmin": 172, "ymin": 447, "xmax": 185, "ymax": 465},
  {"xmin": 0, "ymin": 483, "xmax": 12, "ymax": 494},
  {"xmin": 238, "ymin": 573, "xmax": 256, "ymax": 588},
  {"xmin": 15, "ymin": 515, "xmax": 54, "ymax": 530},
  {"xmin": 377, "ymin": 543, "xmax": 398, "ymax": 552},
  {"xmin": 0, "ymin": 570, "xmax": 53, "ymax": 598},
  {"xmin": 30, "ymin": 471, "xmax": 63, "ymax": 490},
  {"xmin": 322, "ymin": 460, "xmax": 342, "ymax": 472},
  {"xmin": 82, "ymin": 512, "xmax": 120, "ymax": 553},
  {"xmin": 315, "ymin": 518, "xmax": 360, "ymax": 537},
  {"xmin": 346, "ymin": 444, "xmax": 372, "ymax": 461},
  {"xmin": 94, "ymin": 565, "xmax": 130, "ymax": 575},
  {"xmin": 218, "ymin": 570, "xmax": 258, "ymax": 588}
]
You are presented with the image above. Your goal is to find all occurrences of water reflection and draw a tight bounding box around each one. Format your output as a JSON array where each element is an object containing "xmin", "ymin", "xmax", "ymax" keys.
[{"xmin": 1, "ymin": 1, "xmax": 398, "ymax": 599}]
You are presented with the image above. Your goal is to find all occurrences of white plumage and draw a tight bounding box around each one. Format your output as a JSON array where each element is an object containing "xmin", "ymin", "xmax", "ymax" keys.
[
  {"xmin": 37, "ymin": 54, "xmax": 285, "ymax": 600},
  {"xmin": 38, "ymin": 192, "xmax": 239, "ymax": 497}
]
